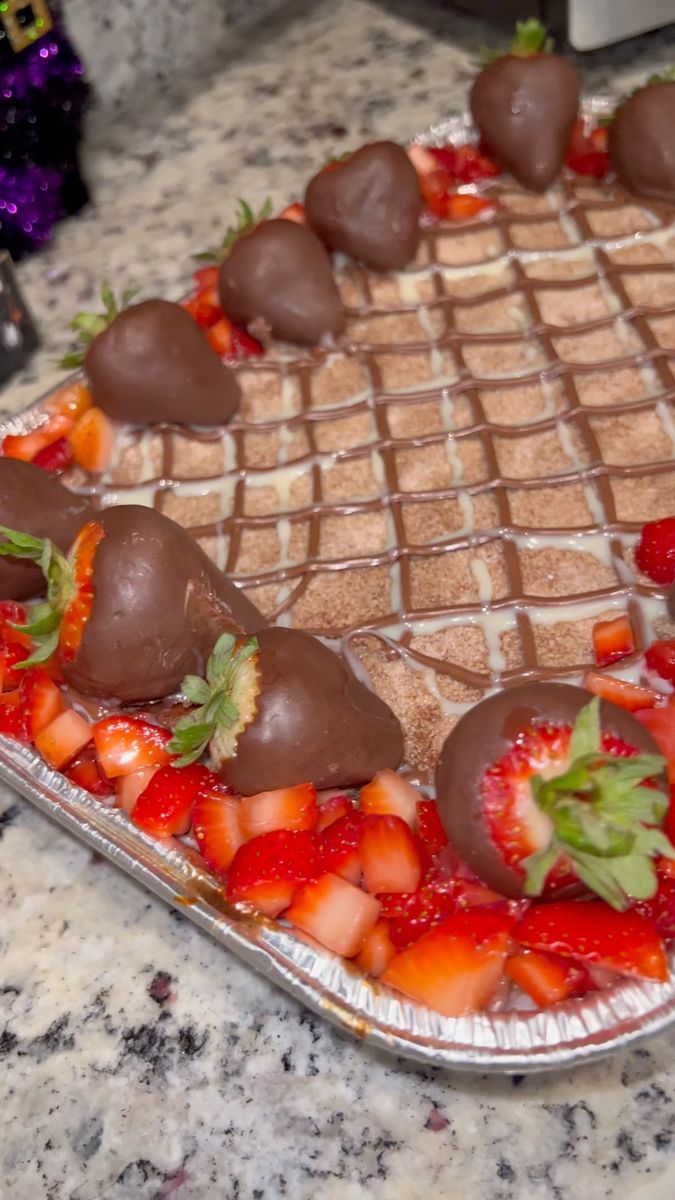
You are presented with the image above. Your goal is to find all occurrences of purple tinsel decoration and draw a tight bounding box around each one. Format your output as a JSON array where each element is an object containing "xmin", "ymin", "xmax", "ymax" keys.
[{"xmin": 0, "ymin": 4, "xmax": 90, "ymax": 259}]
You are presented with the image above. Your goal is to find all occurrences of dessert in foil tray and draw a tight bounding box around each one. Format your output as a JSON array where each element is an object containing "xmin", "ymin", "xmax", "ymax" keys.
[{"xmin": 3, "ymin": 22, "xmax": 675, "ymax": 1066}]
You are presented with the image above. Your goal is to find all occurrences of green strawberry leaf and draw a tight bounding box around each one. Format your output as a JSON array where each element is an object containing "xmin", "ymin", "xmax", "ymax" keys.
[
  {"xmin": 0, "ymin": 526, "xmax": 75, "ymax": 662},
  {"xmin": 169, "ymin": 634, "xmax": 259, "ymax": 766},
  {"xmin": 523, "ymin": 845, "xmax": 561, "ymax": 896},
  {"xmin": 60, "ymin": 281, "xmax": 137, "ymax": 370},
  {"xmin": 568, "ymin": 695, "xmax": 601, "ymax": 761},
  {"xmin": 478, "ymin": 18, "xmax": 553, "ymax": 65},
  {"xmin": 193, "ymin": 198, "xmax": 273, "ymax": 264}
]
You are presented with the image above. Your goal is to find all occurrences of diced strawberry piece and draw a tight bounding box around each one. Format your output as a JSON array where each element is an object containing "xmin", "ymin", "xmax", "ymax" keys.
[
  {"xmin": 453, "ymin": 143, "xmax": 501, "ymax": 182},
  {"xmin": 360, "ymin": 814, "xmax": 422, "ymax": 895},
  {"xmin": 279, "ymin": 201, "xmax": 306, "ymax": 224},
  {"xmin": 566, "ymin": 150, "xmax": 609, "ymax": 178},
  {"xmin": 229, "ymin": 323, "xmax": 264, "ymax": 360},
  {"xmin": 634, "ymin": 705, "xmax": 675, "ymax": 759},
  {"xmin": 360, "ymin": 768, "xmax": 418, "ymax": 827},
  {"xmin": 565, "ymin": 117, "xmax": 590, "ymax": 160},
  {"xmin": 355, "ymin": 918, "xmax": 396, "ymax": 977},
  {"xmin": 316, "ymin": 793, "xmax": 352, "ymax": 833},
  {"xmin": 206, "ymin": 317, "xmax": 234, "ymax": 357},
  {"xmin": 2, "ymin": 413, "xmax": 72, "ymax": 463},
  {"xmin": 1, "ymin": 639, "xmax": 30, "ymax": 689},
  {"xmin": 407, "ymin": 142, "xmax": 441, "ymax": 177},
  {"xmin": 193, "ymin": 787, "xmax": 244, "ymax": 873},
  {"xmin": 115, "ymin": 766, "xmax": 161, "ymax": 814},
  {"xmin": 192, "ymin": 265, "xmax": 220, "ymax": 291},
  {"xmin": 0, "ymin": 694, "xmax": 29, "ymax": 740},
  {"xmin": 18, "ymin": 668, "xmax": 64, "ymax": 739},
  {"xmin": 0, "ymin": 602, "xmax": 26, "ymax": 637},
  {"xmin": 182, "ymin": 292, "xmax": 222, "ymax": 329},
  {"xmin": 44, "ymin": 382, "xmax": 92, "ymax": 421},
  {"xmin": 590, "ymin": 126, "xmax": 609, "ymax": 152},
  {"xmin": 238, "ymin": 782, "xmax": 318, "ymax": 839},
  {"xmin": 634, "ymin": 866, "xmax": 675, "ymax": 939},
  {"xmin": 445, "ymin": 194, "xmax": 496, "ymax": 221},
  {"xmin": 92, "ymin": 714, "xmax": 173, "ymax": 778},
  {"xmin": 592, "ymin": 615, "xmax": 635, "ymax": 668},
  {"xmin": 516, "ymin": 900, "xmax": 668, "ymax": 982},
  {"xmin": 65, "ymin": 749, "xmax": 113, "ymax": 798},
  {"xmin": 132, "ymin": 763, "xmax": 214, "ymax": 837},
  {"xmin": 286, "ymin": 872, "xmax": 381, "ymax": 957},
  {"xmin": 645, "ymin": 640, "xmax": 675, "ymax": 685},
  {"xmin": 68, "ymin": 406, "xmax": 115, "ymax": 474},
  {"xmin": 378, "ymin": 867, "xmax": 457, "ymax": 949},
  {"xmin": 452, "ymin": 879, "xmax": 507, "ymax": 909},
  {"xmin": 416, "ymin": 799, "xmax": 449, "ymax": 857},
  {"xmin": 318, "ymin": 810, "xmax": 365, "ymax": 884},
  {"xmin": 584, "ymin": 671, "xmax": 660, "ymax": 712},
  {"xmin": 227, "ymin": 829, "xmax": 321, "ymax": 916},
  {"xmin": 35, "ymin": 708, "xmax": 91, "ymax": 770},
  {"xmin": 32, "ymin": 436, "xmax": 74, "ymax": 474},
  {"xmin": 428, "ymin": 145, "xmax": 457, "ymax": 173},
  {"xmin": 381, "ymin": 909, "xmax": 513, "ymax": 1017},
  {"xmin": 505, "ymin": 950, "xmax": 594, "ymax": 1007},
  {"xmin": 635, "ymin": 517, "xmax": 675, "ymax": 584}
]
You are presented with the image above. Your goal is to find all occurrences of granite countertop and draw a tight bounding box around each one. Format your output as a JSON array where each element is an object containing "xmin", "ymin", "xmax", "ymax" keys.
[{"xmin": 3, "ymin": 2, "xmax": 675, "ymax": 1196}]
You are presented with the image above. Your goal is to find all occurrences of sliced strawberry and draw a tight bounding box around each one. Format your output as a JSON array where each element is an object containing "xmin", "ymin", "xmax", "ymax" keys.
[
  {"xmin": 355, "ymin": 918, "xmax": 397, "ymax": 977},
  {"xmin": 58, "ymin": 520, "xmax": 105, "ymax": 663},
  {"xmin": 35, "ymin": 708, "xmax": 91, "ymax": 770},
  {"xmin": 18, "ymin": 667, "xmax": 64, "ymax": 739},
  {"xmin": 206, "ymin": 317, "xmax": 234, "ymax": 357},
  {"xmin": 92, "ymin": 714, "xmax": 173, "ymax": 778},
  {"xmin": 316, "ymin": 793, "xmax": 352, "ymax": 832},
  {"xmin": 32, "ymin": 437, "xmax": 74, "ymax": 474},
  {"xmin": 452, "ymin": 879, "xmax": 507, "ymax": 910},
  {"xmin": 229, "ymin": 323, "xmax": 264, "ymax": 360},
  {"xmin": 634, "ymin": 705, "xmax": 675, "ymax": 759},
  {"xmin": 584, "ymin": 671, "xmax": 660, "ymax": 712},
  {"xmin": 192, "ymin": 265, "xmax": 220, "ymax": 291},
  {"xmin": 131, "ymin": 763, "xmax": 214, "ymax": 837},
  {"xmin": 592, "ymin": 615, "xmax": 635, "ymax": 668},
  {"xmin": 182, "ymin": 291, "xmax": 222, "ymax": 328},
  {"xmin": 239, "ymin": 782, "xmax": 318, "ymax": 839},
  {"xmin": 416, "ymin": 799, "xmax": 449, "ymax": 857},
  {"xmin": 645, "ymin": 640, "xmax": 675, "ymax": 685},
  {"xmin": 2, "ymin": 413, "xmax": 72, "ymax": 463},
  {"xmin": 1, "ymin": 639, "xmax": 30, "ymax": 689},
  {"xmin": 279, "ymin": 201, "xmax": 306, "ymax": 224},
  {"xmin": 516, "ymin": 900, "xmax": 668, "ymax": 982},
  {"xmin": 65, "ymin": 749, "xmax": 114, "ymax": 798},
  {"xmin": 505, "ymin": 950, "xmax": 594, "ymax": 1007},
  {"xmin": 68, "ymin": 407, "xmax": 115, "ymax": 474},
  {"xmin": 359, "ymin": 768, "xmax": 418, "ymax": 828},
  {"xmin": 193, "ymin": 787, "xmax": 244, "ymax": 874},
  {"xmin": 0, "ymin": 693, "xmax": 28, "ymax": 740},
  {"xmin": 635, "ymin": 517, "xmax": 675, "ymax": 585},
  {"xmin": 381, "ymin": 909, "xmax": 513, "ymax": 1017},
  {"xmin": 44, "ymin": 381, "xmax": 92, "ymax": 421},
  {"xmin": 115, "ymin": 766, "xmax": 161, "ymax": 814},
  {"xmin": 227, "ymin": 829, "xmax": 320, "ymax": 916},
  {"xmin": 566, "ymin": 150, "xmax": 609, "ymax": 178},
  {"xmin": 286, "ymin": 872, "xmax": 381, "ymax": 957},
  {"xmin": 318, "ymin": 810, "xmax": 365, "ymax": 884},
  {"xmin": 360, "ymin": 814, "xmax": 422, "ymax": 895},
  {"xmin": 446, "ymin": 194, "xmax": 496, "ymax": 221},
  {"xmin": 378, "ymin": 867, "xmax": 457, "ymax": 949}
]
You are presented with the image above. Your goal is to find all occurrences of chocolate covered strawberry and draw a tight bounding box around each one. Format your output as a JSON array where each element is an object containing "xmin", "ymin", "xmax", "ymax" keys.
[
  {"xmin": 435, "ymin": 683, "xmax": 673, "ymax": 910},
  {"xmin": 62, "ymin": 284, "xmax": 241, "ymax": 426},
  {"xmin": 609, "ymin": 77, "xmax": 675, "ymax": 203},
  {"xmin": 471, "ymin": 20, "xmax": 579, "ymax": 191},
  {"xmin": 0, "ymin": 505, "xmax": 266, "ymax": 702},
  {"xmin": 169, "ymin": 625, "xmax": 403, "ymax": 794},
  {"xmin": 0, "ymin": 459, "xmax": 94, "ymax": 600}
]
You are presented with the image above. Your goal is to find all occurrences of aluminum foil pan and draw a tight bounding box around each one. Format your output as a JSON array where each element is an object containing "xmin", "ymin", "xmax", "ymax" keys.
[{"xmin": 3, "ymin": 97, "xmax": 675, "ymax": 1073}]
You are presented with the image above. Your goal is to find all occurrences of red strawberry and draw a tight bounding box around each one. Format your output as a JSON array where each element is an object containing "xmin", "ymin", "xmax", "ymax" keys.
[
  {"xmin": 227, "ymin": 829, "xmax": 320, "ymax": 917},
  {"xmin": 182, "ymin": 291, "xmax": 222, "ymax": 329},
  {"xmin": 381, "ymin": 908, "xmax": 514, "ymax": 1017},
  {"xmin": 505, "ymin": 950, "xmax": 594, "ymax": 1007},
  {"xmin": 584, "ymin": 672, "xmax": 660, "ymax": 712},
  {"xmin": 65, "ymin": 749, "xmax": 113, "ymax": 798},
  {"xmin": 131, "ymin": 763, "xmax": 214, "ymax": 837},
  {"xmin": 192, "ymin": 265, "xmax": 220, "ymax": 291},
  {"xmin": 192, "ymin": 787, "xmax": 244, "ymax": 874},
  {"xmin": 286, "ymin": 872, "xmax": 381, "ymax": 957},
  {"xmin": 279, "ymin": 201, "xmax": 307, "ymax": 224},
  {"xmin": 516, "ymin": 900, "xmax": 668, "ymax": 981},
  {"xmin": 360, "ymin": 768, "xmax": 418, "ymax": 827},
  {"xmin": 361, "ymin": 814, "xmax": 422, "ymax": 895},
  {"xmin": 115, "ymin": 766, "xmax": 161, "ymax": 814},
  {"xmin": 318, "ymin": 810, "xmax": 365, "ymax": 884},
  {"xmin": 32, "ymin": 437, "xmax": 74, "ymax": 474},
  {"xmin": 1, "ymin": 639, "xmax": 30, "ymax": 689},
  {"xmin": 18, "ymin": 667, "xmax": 64, "ymax": 739},
  {"xmin": 316, "ymin": 793, "xmax": 352, "ymax": 832},
  {"xmin": 634, "ymin": 861, "xmax": 675, "ymax": 939},
  {"xmin": 0, "ymin": 693, "xmax": 29, "ymax": 740},
  {"xmin": 378, "ymin": 867, "xmax": 457, "ymax": 949},
  {"xmin": 0, "ymin": 602, "xmax": 27, "ymax": 640},
  {"xmin": 229, "ymin": 323, "xmax": 265, "ymax": 360},
  {"xmin": 592, "ymin": 615, "xmax": 635, "ymax": 668},
  {"xmin": 2, "ymin": 413, "xmax": 73, "ymax": 463},
  {"xmin": 92, "ymin": 714, "xmax": 173, "ymax": 778},
  {"xmin": 44, "ymin": 381, "xmax": 92, "ymax": 422},
  {"xmin": 59, "ymin": 520, "xmax": 106, "ymax": 663},
  {"xmin": 635, "ymin": 517, "xmax": 675, "ymax": 584},
  {"xmin": 634, "ymin": 705, "xmax": 675, "ymax": 760},
  {"xmin": 68, "ymin": 406, "xmax": 115, "ymax": 474},
  {"xmin": 35, "ymin": 708, "xmax": 91, "ymax": 770},
  {"xmin": 416, "ymin": 799, "xmax": 449, "ymax": 857},
  {"xmin": 355, "ymin": 918, "xmax": 397, "ymax": 977},
  {"xmin": 565, "ymin": 118, "xmax": 609, "ymax": 178},
  {"xmin": 645, "ymin": 641, "xmax": 675, "ymax": 685},
  {"xmin": 238, "ymin": 782, "xmax": 318, "ymax": 839}
]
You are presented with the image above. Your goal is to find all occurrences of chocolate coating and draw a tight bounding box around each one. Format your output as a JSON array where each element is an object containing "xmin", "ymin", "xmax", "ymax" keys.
[
  {"xmin": 218, "ymin": 626, "xmax": 403, "ymax": 794},
  {"xmin": 609, "ymin": 82, "xmax": 675, "ymax": 203},
  {"xmin": 218, "ymin": 219, "xmax": 345, "ymax": 346},
  {"xmin": 435, "ymin": 682, "xmax": 663, "ymax": 897},
  {"xmin": 85, "ymin": 299, "xmax": 240, "ymax": 426},
  {"xmin": 305, "ymin": 141, "xmax": 422, "ymax": 271},
  {"xmin": 65, "ymin": 505, "xmax": 267, "ymax": 703},
  {"xmin": 0, "ymin": 459, "xmax": 94, "ymax": 600},
  {"xmin": 470, "ymin": 55, "xmax": 580, "ymax": 191}
]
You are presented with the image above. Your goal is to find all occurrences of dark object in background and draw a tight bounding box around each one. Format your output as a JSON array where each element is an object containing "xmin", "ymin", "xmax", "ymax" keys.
[
  {"xmin": 0, "ymin": 251, "xmax": 39, "ymax": 383},
  {"xmin": 0, "ymin": 1, "xmax": 90, "ymax": 260}
]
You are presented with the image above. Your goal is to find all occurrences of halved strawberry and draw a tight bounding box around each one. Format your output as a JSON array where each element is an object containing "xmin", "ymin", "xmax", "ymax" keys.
[
  {"xmin": 359, "ymin": 768, "xmax": 418, "ymax": 828},
  {"xmin": 355, "ymin": 918, "xmax": 397, "ymax": 977},
  {"xmin": 92, "ymin": 714, "xmax": 173, "ymax": 778},
  {"xmin": 583, "ymin": 671, "xmax": 660, "ymax": 712},
  {"xmin": 316, "ymin": 793, "xmax": 352, "ymax": 832},
  {"xmin": 238, "ymin": 782, "xmax": 318, "ymax": 839},
  {"xmin": 381, "ymin": 908, "xmax": 513, "ymax": 1017},
  {"xmin": 318, "ymin": 810, "xmax": 365, "ymax": 884},
  {"xmin": 516, "ymin": 900, "xmax": 668, "ymax": 982},
  {"xmin": 131, "ymin": 763, "xmax": 214, "ymax": 837},
  {"xmin": 286, "ymin": 872, "xmax": 381, "ymax": 957},
  {"xmin": 360, "ymin": 814, "xmax": 422, "ymax": 895},
  {"xmin": 65, "ymin": 749, "xmax": 113, "ymax": 798},
  {"xmin": 645, "ymin": 640, "xmax": 675, "ymax": 686},
  {"xmin": 592, "ymin": 615, "xmax": 635, "ymax": 668},
  {"xmin": 2, "ymin": 413, "xmax": 72, "ymax": 463},
  {"xmin": 193, "ymin": 787, "xmax": 244, "ymax": 874},
  {"xmin": 68, "ymin": 406, "xmax": 115, "ymax": 474},
  {"xmin": 505, "ymin": 950, "xmax": 594, "ymax": 1007},
  {"xmin": 58, "ymin": 520, "xmax": 106, "ymax": 663},
  {"xmin": 35, "ymin": 708, "xmax": 91, "ymax": 770},
  {"xmin": 416, "ymin": 799, "xmax": 449, "ymax": 857},
  {"xmin": 378, "ymin": 867, "xmax": 457, "ymax": 949},
  {"xmin": 32, "ymin": 437, "xmax": 74, "ymax": 474},
  {"xmin": 115, "ymin": 766, "xmax": 161, "ymax": 814},
  {"xmin": 18, "ymin": 667, "xmax": 64, "ymax": 739},
  {"xmin": 227, "ymin": 829, "xmax": 320, "ymax": 917}
]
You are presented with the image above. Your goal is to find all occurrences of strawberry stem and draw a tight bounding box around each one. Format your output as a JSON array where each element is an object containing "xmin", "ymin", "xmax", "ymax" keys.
[
  {"xmin": 60, "ymin": 282, "xmax": 138, "ymax": 369},
  {"xmin": 478, "ymin": 18, "xmax": 553, "ymax": 64},
  {"xmin": 193, "ymin": 197, "xmax": 274, "ymax": 265},
  {"xmin": 169, "ymin": 632, "xmax": 259, "ymax": 767},
  {"xmin": 0, "ymin": 526, "xmax": 75, "ymax": 665}
]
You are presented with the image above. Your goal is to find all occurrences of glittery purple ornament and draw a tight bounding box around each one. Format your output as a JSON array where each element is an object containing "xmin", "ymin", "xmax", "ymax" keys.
[{"xmin": 0, "ymin": 3, "xmax": 90, "ymax": 259}]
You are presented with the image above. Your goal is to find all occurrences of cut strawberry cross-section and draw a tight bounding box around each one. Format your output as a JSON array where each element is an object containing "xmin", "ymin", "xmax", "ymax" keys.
[
  {"xmin": 359, "ymin": 768, "xmax": 419, "ymax": 827},
  {"xmin": 227, "ymin": 829, "xmax": 321, "ymax": 917},
  {"xmin": 516, "ymin": 900, "xmax": 668, "ymax": 981},
  {"xmin": 131, "ymin": 763, "xmax": 217, "ymax": 837},
  {"xmin": 239, "ymin": 782, "xmax": 318, "ymax": 839},
  {"xmin": 361, "ymin": 814, "xmax": 423, "ymax": 895},
  {"xmin": 592, "ymin": 615, "xmax": 635, "ymax": 668},
  {"xmin": 193, "ymin": 787, "xmax": 244, "ymax": 874},
  {"xmin": 286, "ymin": 872, "xmax": 381, "ymax": 957},
  {"xmin": 318, "ymin": 810, "xmax": 365, "ymax": 884},
  {"xmin": 378, "ymin": 867, "xmax": 458, "ymax": 949},
  {"xmin": 505, "ymin": 950, "xmax": 594, "ymax": 1007},
  {"xmin": 93, "ymin": 714, "xmax": 173, "ymax": 778}
]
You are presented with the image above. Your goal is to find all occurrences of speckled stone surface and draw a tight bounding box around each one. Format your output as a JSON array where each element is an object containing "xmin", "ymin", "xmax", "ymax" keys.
[{"xmin": 3, "ymin": 2, "xmax": 675, "ymax": 1196}]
